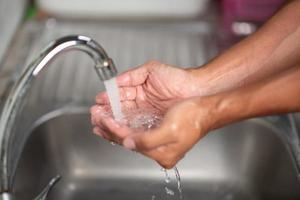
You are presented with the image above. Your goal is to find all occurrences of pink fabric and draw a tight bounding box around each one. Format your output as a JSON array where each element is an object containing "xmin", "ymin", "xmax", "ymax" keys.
[{"xmin": 222, "ymin": 0, "xmax": 286, "ymax": 33}]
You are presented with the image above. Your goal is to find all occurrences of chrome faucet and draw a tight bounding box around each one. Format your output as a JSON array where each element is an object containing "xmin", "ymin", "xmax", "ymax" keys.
[{"xmin": 0, "ymin": 35, "xmax": 117, "ymax": 199}]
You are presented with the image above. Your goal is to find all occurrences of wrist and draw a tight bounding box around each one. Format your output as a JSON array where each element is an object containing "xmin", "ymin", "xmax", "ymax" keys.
[
  {"xmin": 188, "ymin": 45, "xmax": 255, "ymax": 97},
  {"xmin": 195, "ymin": 91, "xmax": 249, "ymax": 132},
  {"xmin": 190, "ymin": 95, "xmax": 224, "ymax": 133},
  {"xmin": 187, "ymin": 65, "xmax": 215, "ymax": 97},
  {"xmin": 187, "ymin": 62, "xmax": 234, "ymax": 97}
]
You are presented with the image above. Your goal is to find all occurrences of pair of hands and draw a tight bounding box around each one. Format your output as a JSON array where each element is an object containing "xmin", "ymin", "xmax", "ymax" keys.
[
  {"xmin": 90, "ymin": 61, "xmax": 214, "ymax": 169},
  {"xmin": 91, "ymin": 0, "xmax": 300, "ymax": 169}
]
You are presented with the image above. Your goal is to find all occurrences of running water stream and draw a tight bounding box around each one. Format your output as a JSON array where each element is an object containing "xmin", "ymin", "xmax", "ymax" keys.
[
  {"xmin": 103, "ymin": 78, "xmax": 123, "ymax": 121},
  {"xmin": 162, "ymin": 167, "xmax": 184, "ymax": 200},
  {"xmin": 103, "ymin": 78, "xmax": 183, "ymax": 199}
]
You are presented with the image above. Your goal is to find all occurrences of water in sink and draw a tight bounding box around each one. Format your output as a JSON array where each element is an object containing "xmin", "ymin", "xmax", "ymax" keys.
[{"xmin": 103, "ymin": 79, "xmax": 184, "ymax": 199}]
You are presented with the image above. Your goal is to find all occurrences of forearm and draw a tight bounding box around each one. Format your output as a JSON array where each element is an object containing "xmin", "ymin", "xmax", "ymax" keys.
[
  {"xmin": 193, "ymin": 0, "xmax": 300, "ymax": 96},
  {"xmin": 205, "ymin": 66, "xmax": 300, "ymax": 130}
]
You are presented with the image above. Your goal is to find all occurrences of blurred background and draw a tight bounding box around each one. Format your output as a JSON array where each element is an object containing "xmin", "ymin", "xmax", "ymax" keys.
[
  {"xmin": 1, "ymin": 0, "xmax": 287, "ymax": 63},
  {"xmin": 0, "ymin": 0, "xmax": 287, "ymax": 104},
  {"xmin": 2, "ymin": 1, "xmax": 300, "ymax": 200}
]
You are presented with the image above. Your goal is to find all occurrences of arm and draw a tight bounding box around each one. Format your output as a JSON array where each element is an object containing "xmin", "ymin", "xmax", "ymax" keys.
[
  {"xmin": 122, "ymin": 66, "xmax": 300, "ymax": 168},
  {"xmin": 208, "ymin": 66, "xmax": 300, "ymax": 129},
  {"xmin": 194, "ymin": 0, "xmax": 300, "ymax": 96}
]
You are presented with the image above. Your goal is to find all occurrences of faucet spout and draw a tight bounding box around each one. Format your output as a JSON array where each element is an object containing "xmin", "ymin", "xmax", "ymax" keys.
[
  {"xmin": 32, "ymin": 35, "xmax": 117, "ymax": 80},
  {"xmin": 0, "ymin": 35, "xmax": 117, "ymax": 193}
]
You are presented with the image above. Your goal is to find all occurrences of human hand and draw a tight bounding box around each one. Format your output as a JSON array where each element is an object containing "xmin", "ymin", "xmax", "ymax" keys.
[
  {"xmin": 95, "ymin": 60, "xmax": 201, "ymax": 114},
  {"xmin": 91, "ymin": 97, "xmax": 216, "ymax": 169},
  {"xmin": 91, "ymin": 60, "xmax": 209, "ymax": 168}
]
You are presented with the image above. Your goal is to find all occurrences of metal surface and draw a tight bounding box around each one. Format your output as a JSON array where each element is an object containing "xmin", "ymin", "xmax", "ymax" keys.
[
  {"xmin": 1, "ymin": 19, "xmax": 300, "ymax": 199},
  {"xmin": 0, "ymin": 35, "xmax": 116, "ymax": 193},
  {"xmin": 14, "ymin": 110, "xmax": 300, "ymax": 200}
]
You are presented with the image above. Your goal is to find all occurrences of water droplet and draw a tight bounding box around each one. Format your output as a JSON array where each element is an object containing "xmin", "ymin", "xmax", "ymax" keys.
[
  {"xmin": 165, "ymin": 186, "xmax": 175, "ymax": 196},
  {"xmin": 125, "ymin": 109, "xmax": 162, "ymax": 131},
  {"xmin": 163, "ymin": 169, "xmax": 171, "ymax": 183},
  {"xmin": 110, "ymin": 141, "xmax": 116, "ymax": 146}
]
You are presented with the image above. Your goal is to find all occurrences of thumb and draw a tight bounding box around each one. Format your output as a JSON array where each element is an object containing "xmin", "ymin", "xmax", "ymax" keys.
[
  {"xmin": 116, "ymin": 66, "xmax": 148, "ymax": 87},
  {"xmin": 122, "ymin": 127, "xmax": 175, "ymax": 151}
]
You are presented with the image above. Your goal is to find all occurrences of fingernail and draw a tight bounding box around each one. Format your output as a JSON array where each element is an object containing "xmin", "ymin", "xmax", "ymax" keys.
[{"xmin": 123, "ymin": 138, "xmax": 136, "ymax": 150}]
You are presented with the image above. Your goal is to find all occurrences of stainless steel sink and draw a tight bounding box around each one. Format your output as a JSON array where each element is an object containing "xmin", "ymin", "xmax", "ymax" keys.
[
  {"xmin": 13, "ymin": 109, "xmax": 300, "ymax": 200},
  {"xmin": 0, "ymin": 9, "xmax": 298, "ymax": 199}
]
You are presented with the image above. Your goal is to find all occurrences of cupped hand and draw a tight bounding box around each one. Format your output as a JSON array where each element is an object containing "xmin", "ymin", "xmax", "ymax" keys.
[
  {"xmin": 95, "ymin": 60, "xmax": 201, "ymax": 114},
  {"xmin": 91, "ymin": 60, "xmax": 210, "ymax": 168},
  {"xmin": 91, "ymin": 97, "xmax": 216, "ymax": 169}
]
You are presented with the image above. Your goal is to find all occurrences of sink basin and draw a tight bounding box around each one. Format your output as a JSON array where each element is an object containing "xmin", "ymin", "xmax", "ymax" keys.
[{"xmin": 13, "ymin": 110, "xmax": 300, "ymax": 200}]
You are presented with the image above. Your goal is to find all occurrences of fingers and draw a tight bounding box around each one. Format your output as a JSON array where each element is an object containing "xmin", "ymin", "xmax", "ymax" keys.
[
  {"xmin": 122, "ymin": 130, "xmax": 184, "ymax": 169},
  {"xmin": 116, "ymin": 66, "xmax": 148, "ymax": 87},
  {"xmin": 93, "ymin": 126, "xmax": 110, "ymax": 140},
  {"xmin": 90, "ymin": 104, "xmax": 133, "ymax": 143},
  {"xmin": 93, "ymin": 126, "xmax": 104, "ymax": 137},
  {"xmin": 116, "ymin": 60, "xmax": 160, "ymax": 87},
  {"xmin": 99, "ymin": 116, "xmax": 132, "ymax": 140},
  {"xmin": 90, "ymin": 105, "xmax": 111, "ymax": 125},
  {"xmin": 90, "ymin": 105, "xmax": 108, "ymax": 125}
]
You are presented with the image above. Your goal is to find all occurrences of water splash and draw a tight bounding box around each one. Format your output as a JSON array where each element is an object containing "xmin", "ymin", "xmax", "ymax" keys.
[
  {"xmin": 174, "ymin": 167, "xmax": 184, "ymax": 199},
  {"xmin": 110, "ymin": 141, "xmax": 116, "ymax": 146},
  {"xmin": 165, "ymin": 186, "xmax": 175, "ymax": 196},
  {"xmin": 124, "ymin": 109, "xmax": 162, "ymax": 131}
]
